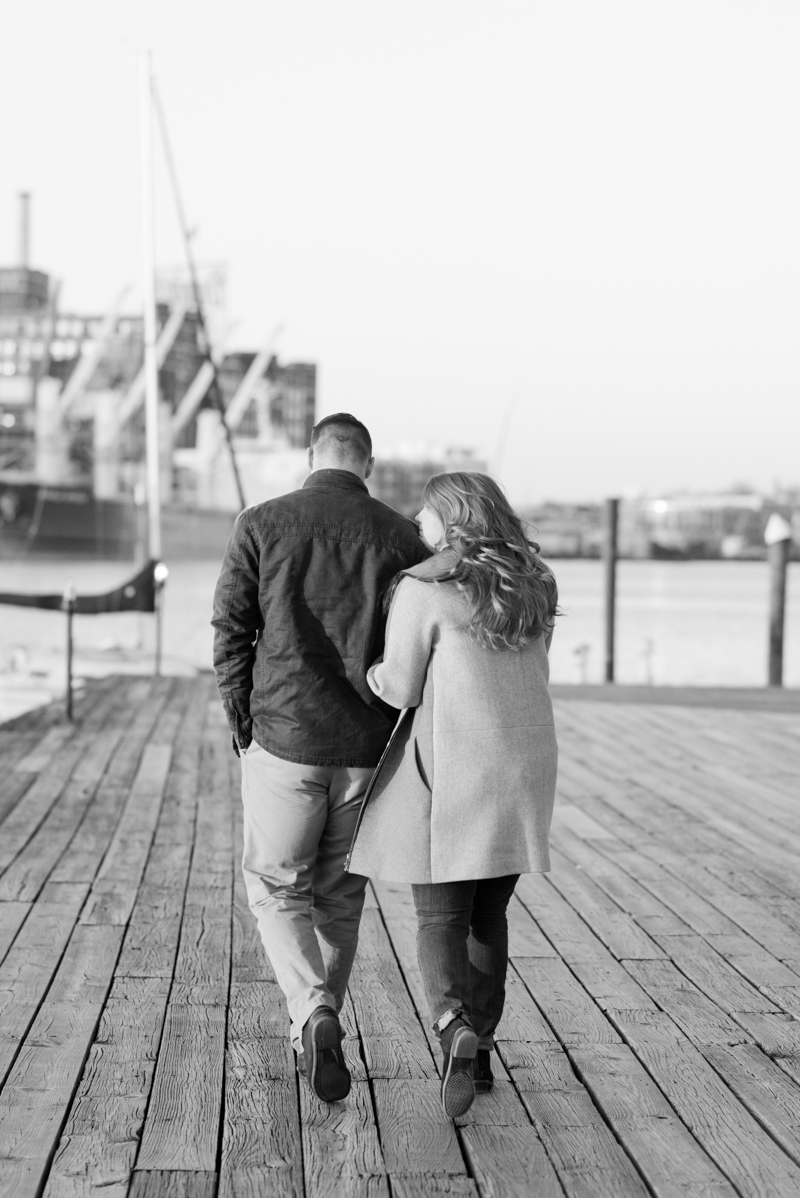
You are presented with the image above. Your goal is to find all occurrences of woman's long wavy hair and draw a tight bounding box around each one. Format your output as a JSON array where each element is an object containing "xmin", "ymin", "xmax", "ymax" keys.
[{"xmin": 391, "ymin": 472, "xmax": 559, "ymax": 650}]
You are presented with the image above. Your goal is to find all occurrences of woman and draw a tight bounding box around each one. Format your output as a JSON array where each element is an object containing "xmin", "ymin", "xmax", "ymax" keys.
[{"xmin": 347, "ymin": 472, "xmax": 559, "ymax": 1118}]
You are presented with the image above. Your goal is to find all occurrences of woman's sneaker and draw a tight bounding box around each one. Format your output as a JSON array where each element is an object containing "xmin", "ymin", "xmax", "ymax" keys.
[
  {"xmin": 440, "ymin": 1019, "xmax": 478, "ymax": 1118},
  {"xmin": 473, "ymin": 1048, "xmax": 494, "ymax": 1093}
]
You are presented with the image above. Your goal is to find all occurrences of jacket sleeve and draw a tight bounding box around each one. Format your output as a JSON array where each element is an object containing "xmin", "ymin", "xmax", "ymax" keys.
[
  {"xmin": 367, "ymin": 578, "xmax": 435, "ymax": 708},
  {"xmin": 211, "ymin": 509, "xmax": 262, "ymax": 748}
]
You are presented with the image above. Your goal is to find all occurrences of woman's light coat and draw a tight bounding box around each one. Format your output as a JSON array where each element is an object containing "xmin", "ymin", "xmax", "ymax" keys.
[{"xmin": 347, "ymin": 550, "xmax": 558, "ymax": 884}]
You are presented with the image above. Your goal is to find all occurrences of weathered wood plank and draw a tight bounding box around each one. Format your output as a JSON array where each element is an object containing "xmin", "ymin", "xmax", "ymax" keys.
[
  {"xmin": 0, "ymin": 681, "xmax": 112, "ymax": 828},
  {"xmin": 371, "ymin": 1079, "xmax": 466, "ymax": 1177},
  {"xmin": 392, "ymin": 1181, "xmax": 477, "ymax": 1198},
  {"xmin": 136, "ymin": 996, "xmax": 227, "ymax": 1172},
  {"xmin": 613, "ymin": 1006, "xmax": 800, "ymax": 1197},
  {"xmin": 0, "ymin": 924, "xmax": 123, "ymax": 1198},
  {"xmin": 116, "ymin": 681, "xmax": 209, "ymax": 978},
  {"xmin": 703, "ymin": 1043, "xmax": 800, "ymax": 1166},
  {"xmin": 0, "ymin": 882, "xmax": 89, "ymax": 1087},
  {"xmin": 348, "ymin": 908, "xmax": 437, "ymax": 1079},
  {"xmin": 369, "ymin": 879, "xmax": 442, "ymax": 1065},
  {"xmin": 648, "ymin": 934, "xmax": 781, "ymax": 1017},
  {"xmin": 43, "ymin": 976, "xmax": 170, "ymax": 1198},
  {"xmin": 80, "ymin": 743, "xmax": 173, "ymax": 925},
  {"xmin": 512, "ymin": 958, "xmax": 622, "ymax": 1048},
  {"xmin": 623, "ymin": 959, "xmax": 752, "ymax": 1047},
  {"xmin": 136, "ymin": 699, "xmax": 233, "ymax": 1173},
  {"xmin": 461, "ymin": 1124, "xmax": 563, "ymax": 1198},
  {"xmin": 301, "ymin": 1079, "xmax": 386, "ymax": 1195},
  {"xmin": 130, "ymin": 1172, "xmax": 217, "ymax": 1198},
  {"xmin": 0, "ymin": 679, "xmax": 165, "ymax": 902},
  {"xmin": 570, "ymin": 1043, "xmax": 737, "ymax": 1197},
  {"xmin": 518, "ymin": 1074, "xmax": 651, "ymax": 1197},
  {"xmin": 547, "ymin": 847, "xmax": 665, "ymax": 960},
  {"xmin": 0, "ymin": 900, "xmax": 32, "ymax": 967},
  {"xmin": 42, "ymin": 682, "xmax": 216, "ymax": 1198}
]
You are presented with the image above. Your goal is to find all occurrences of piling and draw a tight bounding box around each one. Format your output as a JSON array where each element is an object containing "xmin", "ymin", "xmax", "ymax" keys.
[
  {"xmin": 765, "ymin": 513, "xmax": 792, "ymax": 687},
  {"xmin": 604, "ymin": 498, "xmax": 619, "ymax": 683}
]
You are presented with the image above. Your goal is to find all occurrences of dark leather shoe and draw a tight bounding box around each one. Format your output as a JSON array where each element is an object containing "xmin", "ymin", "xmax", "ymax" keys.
[
  {"xmin": 301, "ymin": 1006, "xmax": 351, "ymax": 1102},
  {"xmin": 473, "ymin": 1048, "xmax": 494, "ymax": 1093},
  {"xmin": 440, "ymin": 1020, "xmax": 478, "ymax": 1118}
]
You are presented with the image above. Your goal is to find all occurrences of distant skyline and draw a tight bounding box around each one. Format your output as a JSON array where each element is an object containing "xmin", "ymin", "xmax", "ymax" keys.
[{"xmin": 4, "ymin": 1, "xmax": 800, "ymax": 504}]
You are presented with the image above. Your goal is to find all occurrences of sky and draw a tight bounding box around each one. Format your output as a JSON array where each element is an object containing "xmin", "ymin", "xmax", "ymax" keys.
[{"xmin": 3, "ymin": 1, "xmax": 800, "ymax": 504}]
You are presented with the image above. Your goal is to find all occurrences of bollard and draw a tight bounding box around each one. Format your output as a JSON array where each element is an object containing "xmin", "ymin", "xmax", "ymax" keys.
[
  {"xmin": 62, "ymin": 581, "xmax": 77, "ymax": 721},
  {"xmin": 603, "ymin": 498, "xmax": 620, "ymax": 683},
  {"xmin": 765, "ymin": 513, "xmax": 792, "ymax": 687}
]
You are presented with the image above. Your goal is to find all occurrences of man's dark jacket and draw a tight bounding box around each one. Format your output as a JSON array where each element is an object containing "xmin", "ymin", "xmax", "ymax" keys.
[{"xmin": 212, "ymin": 469, "xmax": 429, "ymax": 767}]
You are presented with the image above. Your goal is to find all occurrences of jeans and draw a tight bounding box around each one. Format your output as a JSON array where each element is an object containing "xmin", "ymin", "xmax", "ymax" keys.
[
  {"xmin": 411, "ymin": 874, "xmax": 520, "ymax": 1049},
  {"xmin": 240, "ymin": 740, "xmax": 372, "ymax": 1051}
]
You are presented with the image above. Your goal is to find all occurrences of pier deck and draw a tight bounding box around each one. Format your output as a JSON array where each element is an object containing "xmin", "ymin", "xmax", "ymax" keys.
[{"xmin": 1, "ymin": 675, "xmax": 800, "ymax": 1197}]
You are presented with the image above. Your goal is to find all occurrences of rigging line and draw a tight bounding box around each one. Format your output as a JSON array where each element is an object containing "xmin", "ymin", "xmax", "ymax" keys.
[{"xmin": 151, "ymin": 76, "xmax": 248, "ymax": 511}]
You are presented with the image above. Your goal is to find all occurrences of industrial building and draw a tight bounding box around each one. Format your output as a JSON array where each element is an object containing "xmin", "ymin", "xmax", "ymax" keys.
[{"xmin": 0, "ymin": 194, "xmax": 316, "ymax": 555}]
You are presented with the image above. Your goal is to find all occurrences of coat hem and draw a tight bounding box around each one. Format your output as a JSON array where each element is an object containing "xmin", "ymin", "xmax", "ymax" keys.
[{"xmin": 348, "ymin": 859, "xmax": 552, "ymax": 884}]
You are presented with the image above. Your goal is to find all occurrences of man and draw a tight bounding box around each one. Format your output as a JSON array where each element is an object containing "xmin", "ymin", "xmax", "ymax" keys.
[{"xmin": 212, "ymin": 413, "xmax": 428, "ymax": 1102}]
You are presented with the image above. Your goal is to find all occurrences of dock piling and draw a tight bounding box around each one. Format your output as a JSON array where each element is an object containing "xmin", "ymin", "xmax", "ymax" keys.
[
  {"xmin": 604, "ymin": 498, "xmax": 619, "ymax": 682},
  {"xmin": 765, "ymin": 513, "xmax": 792, "ymax": 687}
]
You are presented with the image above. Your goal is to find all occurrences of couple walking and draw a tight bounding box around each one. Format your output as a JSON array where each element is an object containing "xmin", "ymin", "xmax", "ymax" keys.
[{"xmin": 212, "ymin": 413, "xmax": 558, "ymax": 1118}]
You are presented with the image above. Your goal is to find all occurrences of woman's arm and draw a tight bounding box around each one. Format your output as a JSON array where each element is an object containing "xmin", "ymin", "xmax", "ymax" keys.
[{"xmin": 367, "ymin": 578, "xmax": 436, "ymax": 708}]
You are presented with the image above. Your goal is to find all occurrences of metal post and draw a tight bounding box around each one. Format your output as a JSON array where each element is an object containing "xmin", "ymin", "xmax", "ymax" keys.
[
  {"xmin": 603, "ymin": 497, "xmax": 619, "ymax": 683},
  {"xmin": 153, "ymin": 562, "xmax": 169, "ymax": 677},
  {"xmin": 63, "ymin": 582, "xmax": 76, "ymax": 720},
  {"xmin": 139, "ymin": 51, "xmax": 162, "ymax": 560},
  {"xmin": 765, "ymin": 513, "xmax": 792, "ymax": 687},
  {"xmin": 154, "ymin": 588, "xmax": 162, "ymax": 678}
]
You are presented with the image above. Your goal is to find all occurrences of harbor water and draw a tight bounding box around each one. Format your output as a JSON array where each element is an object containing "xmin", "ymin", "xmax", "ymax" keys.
[{"xmin": 0, "ymin": 557, "xmax": 798, "ymax": 722}]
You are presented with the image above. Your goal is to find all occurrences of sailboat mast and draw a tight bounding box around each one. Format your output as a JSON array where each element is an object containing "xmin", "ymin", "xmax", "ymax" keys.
[{"xmin": 139, "ymin": 50, "xmax": 162, "ymax": 560}]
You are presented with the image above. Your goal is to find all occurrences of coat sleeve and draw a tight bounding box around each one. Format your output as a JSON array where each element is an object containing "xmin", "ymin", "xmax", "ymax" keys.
[
  {"xmin": 367, "ymin": 578, "xmax": 436, "ymax": 708},
  {"xmin": 211, "ymin": 509, "xmax": 262, "ymax": 749}
]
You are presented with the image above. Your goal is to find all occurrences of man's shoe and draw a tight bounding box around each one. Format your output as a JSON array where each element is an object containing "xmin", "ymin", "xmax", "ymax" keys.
[
  {"xmin": 301, "ymin": 1006, "xmax": 351, "ymax": 1102},
  {"xmin": 440, "ymin": 1020, "xmax": 478, "ymax": 1118},
  {"xmin": 473, "ymin": 1049, "xmax": 494, "ymax": 1093}
]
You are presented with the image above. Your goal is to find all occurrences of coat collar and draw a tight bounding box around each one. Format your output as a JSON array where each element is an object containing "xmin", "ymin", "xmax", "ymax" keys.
[
  {"xmin": 303, "ymin": 468, "xmax": 369, "ymax": 494},
  {"xmin": 403, "ymin": 546, "xmax": 459, "ymax": 580}
]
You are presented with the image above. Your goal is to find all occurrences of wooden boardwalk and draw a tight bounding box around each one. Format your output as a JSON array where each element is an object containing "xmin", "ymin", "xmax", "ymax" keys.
[{"xmin": 1, "ymin": 675, "xmax": 800, "ymax": 1197}]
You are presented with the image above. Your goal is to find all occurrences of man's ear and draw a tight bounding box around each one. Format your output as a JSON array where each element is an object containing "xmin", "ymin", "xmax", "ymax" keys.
[
  {"xmin": 307, "ymin": 446, "xmax": 314, "ymax": 471},
  {"xmin": 364, "ymin": 455, "xmax": 375, "ymax": 480}
]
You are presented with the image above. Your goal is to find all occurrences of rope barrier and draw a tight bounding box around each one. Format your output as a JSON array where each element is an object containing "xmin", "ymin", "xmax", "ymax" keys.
[
  {"xmin": 0, "ymin": 560, "xmax": 169, "ymax": 719},
  {"xmin": 0, "ymin": 559, "xmax": 159, "ymax": 613}
]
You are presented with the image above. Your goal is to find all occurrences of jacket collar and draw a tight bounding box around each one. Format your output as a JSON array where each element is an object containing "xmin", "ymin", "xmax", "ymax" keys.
[
  {"xmin": 303, "ymin": 468, "xmax": 369, "ymax": 494},
  {"xmin": 404, "ymin": 546, "xmax": 459, "ymax": 579}
]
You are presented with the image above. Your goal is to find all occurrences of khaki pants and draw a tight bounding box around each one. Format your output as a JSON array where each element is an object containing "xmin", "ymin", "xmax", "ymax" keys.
[{"xmin": 240, "ymin": 740, "xmax": 372, "ymax": 1051}]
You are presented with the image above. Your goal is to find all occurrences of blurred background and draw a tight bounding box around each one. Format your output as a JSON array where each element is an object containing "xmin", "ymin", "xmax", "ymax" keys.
[{"xmin": 1, "ymin": 0, "xmax": 799, "ymax": 719}]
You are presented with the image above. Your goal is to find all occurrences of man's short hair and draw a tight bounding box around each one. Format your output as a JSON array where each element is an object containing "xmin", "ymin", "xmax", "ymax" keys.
[{"xmin": 310, "ymin": 413, "xmax": 372, "ymax": 461}]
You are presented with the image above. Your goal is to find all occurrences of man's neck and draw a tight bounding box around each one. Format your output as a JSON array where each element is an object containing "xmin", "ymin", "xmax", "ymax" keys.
[{"xmin": 312, "ymin": 463, "xmax": 367, "ymax": 481}]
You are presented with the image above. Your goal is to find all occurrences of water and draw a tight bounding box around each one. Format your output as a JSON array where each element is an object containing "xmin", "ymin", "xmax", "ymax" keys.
[
  {"xmin": 548, "ymin": 559, "xmax": 800, "ymax": 687},
  {"xmin": 0, "ymin": 557, "xmax": 797, "ymax": 721}
]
